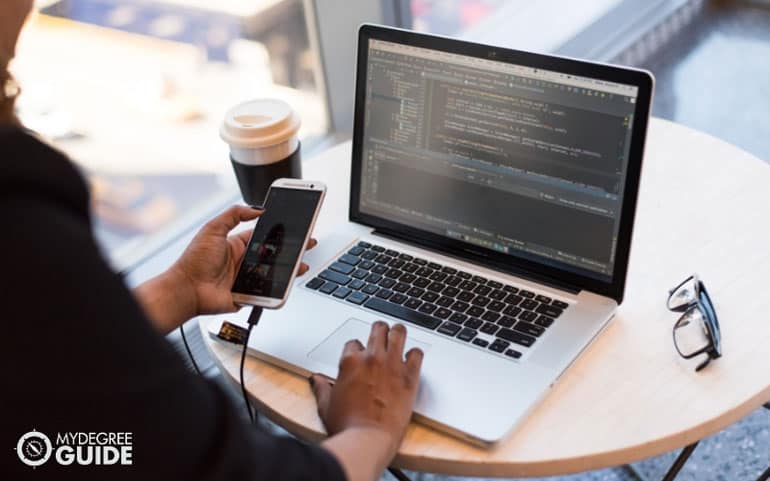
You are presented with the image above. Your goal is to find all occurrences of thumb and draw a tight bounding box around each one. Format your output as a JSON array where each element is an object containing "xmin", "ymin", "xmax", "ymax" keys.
[{"xmin": 309, "ymin": 374, "xmax": 334, "ymax": 423}]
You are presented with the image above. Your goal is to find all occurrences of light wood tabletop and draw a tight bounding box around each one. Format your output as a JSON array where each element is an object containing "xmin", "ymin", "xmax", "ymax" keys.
[{"xmin": 201, "ymin": 117, "xmax": 770, "ymax": 477}]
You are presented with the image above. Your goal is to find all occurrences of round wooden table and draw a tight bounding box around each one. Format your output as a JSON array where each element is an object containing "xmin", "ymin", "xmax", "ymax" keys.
[{"xmin": 201, "ymin": 117, "xmax": 770, "ymax": 478}]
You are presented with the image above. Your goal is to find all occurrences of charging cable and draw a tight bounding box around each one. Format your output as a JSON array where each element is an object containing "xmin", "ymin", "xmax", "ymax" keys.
[
  {"xmin": 179, "ymin": 323, "xmax": 202, "ymax": 375},
  {"xmin": 241, "ymin": 306, "xmax": 263, "ymax": 424}
]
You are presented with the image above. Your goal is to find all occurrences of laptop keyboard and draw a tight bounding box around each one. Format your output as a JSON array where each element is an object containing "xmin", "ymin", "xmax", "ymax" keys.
[{"xmin": 305, "ymin": 241, "xmax": 569, "ymax": 360}]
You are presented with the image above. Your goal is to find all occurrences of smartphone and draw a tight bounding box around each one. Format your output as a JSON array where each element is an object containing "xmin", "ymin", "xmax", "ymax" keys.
[{"xmin": 231, "ymin": 179, "xmax": 326, "ymax": 308}]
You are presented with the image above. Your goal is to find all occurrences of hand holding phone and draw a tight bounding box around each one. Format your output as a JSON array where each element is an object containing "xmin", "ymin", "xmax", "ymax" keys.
[{"xmin": 231, "ymin": 179, "xmax": 326, "ymax": 308}]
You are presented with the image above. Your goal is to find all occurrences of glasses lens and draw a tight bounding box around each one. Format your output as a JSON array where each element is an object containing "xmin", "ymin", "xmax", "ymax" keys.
[
  {"xmin": 673, "ymin": 306, "xmax": 711, "ymax": 357},
  {"xmin": 669, "ymin": 277, "xmax": 697, "ymax": 310}
]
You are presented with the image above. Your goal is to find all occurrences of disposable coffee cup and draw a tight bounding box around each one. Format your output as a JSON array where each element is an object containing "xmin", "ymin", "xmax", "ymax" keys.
[{"xmin": 220, "ymin": 99, "xmax": 302, "ymax": 207}]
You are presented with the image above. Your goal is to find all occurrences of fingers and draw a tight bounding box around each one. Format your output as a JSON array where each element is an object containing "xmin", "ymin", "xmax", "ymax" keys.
[
  {"xmin": 297, "ymin": 263, "xmax": 309, "ymax": 277},
  {"xmin": 309, "ymin": 373, "xmax": 334, "ymax": 422},
  {"xmin": 366, "ymin": 321, "xmax": 389, "ymax": 355},
  {"xmin": 341, "ymin": 339, "xmax": 364, "ymax": 358},
  {"xmin": 307, "ymin": 238, "xmax": 318, "ymax": 250},
  {"xmin": 405, "ymin": 347, "xmax": 424, "ymax": 383},
  {"xmin": 207, "ymin": 206, "xmax": 262, "ymax": 236},
  {"xmin": 387, "ymin": 324, "xmax": 407, "ymax": 361}
]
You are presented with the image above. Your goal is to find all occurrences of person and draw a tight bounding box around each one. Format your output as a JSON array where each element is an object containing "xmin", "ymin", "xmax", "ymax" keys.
[{"xmin": 0, "ymin": 2, "xmax": 423, "ymax": 480}]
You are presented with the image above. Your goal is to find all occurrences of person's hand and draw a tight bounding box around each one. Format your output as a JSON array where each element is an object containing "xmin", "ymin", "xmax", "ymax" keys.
[
  {"xmin": 170, "ymin": 205, "xmax": 317, "ymax": 316},
  {"xmin": 310, "ymin": 322, "xmax": 424, "ymax": 456},
  {"xmin": 1, "ymin": 1, "xmax": 33, "ymax": 64}
]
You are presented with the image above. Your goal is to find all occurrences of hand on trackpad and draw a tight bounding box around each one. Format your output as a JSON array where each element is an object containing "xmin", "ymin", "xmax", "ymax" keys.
[{"xmin": 308, "ymin": 318, "xmax": 431, "ymax": 368}]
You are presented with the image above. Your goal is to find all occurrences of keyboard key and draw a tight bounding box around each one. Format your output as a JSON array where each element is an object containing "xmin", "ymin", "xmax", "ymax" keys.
[
  {"xmin": 357, "ymin": 241, "xmax": 371, "ymax": 248},
  {"xmin": 471, "ymin": 296, "xmax": 491, "ymax": 307},
  {"xmin": 385, "ymin": 249, "xmax": 399, "ymax": 257},
  {"xmin": 536, "ymin": 315, "xmax": 554, "ymax": 327},
  {"xmin": 346, "ymin": 291, "xmax": 369, "ymax": 305},
  {"xmin": 385, "ymin": 268, "xmax": 402, "ymax": 279},
  {"xmin": 348, "ymin": 246, "xmax": 365, "ymax": 256},
  {"xmin": 414, "ymin": 278, "xmax": 430, "ymax": 288},
  {"xmin": 472, "ymin": 338, "xmax": 489, "ymax": 348},
  {"xmin": 503, "ymin": 305, "xmax": 522, "ymax": 317},
  {"xmin": 375, "ymin": 289, "xmax": 393, "ymax": 300},
  {"xmin": 305, "ymin": 278, "xmax": 324, "ymax": 290},
  {"xmin": 435, "ymin": 307, "xmax": 452, "ymax": 319},
  {"xmin": 400, "ymin": 273, "xmax": 417, "ymax": 283},
  {"xmin": 449, "ymin": 312, "xmax": 468, "ymax": 324},
  {"xmin": 457, "ymin": 271, "xmax": 472, "ymax": 279},
  {"xmin": 482, "ymin": 311, "xmax": 500, "ymax": 323},
  {"xmin": 457, "ymin": 328, "xmax": 477, "ymax": 342},
  {"xmin": 456, "ymin": 291, "xmax": 474, "ymax": 302},
  {"xmin": 465, "ymin": 317, "xmax": 483, "ymax": 329},
  {"xmin": 364, "ymin": 297, "xmax": 441, "ymax": 329},
  {"xmin": 520, "ymin": 310, "xmax": 538, "ymax": 322},
  {"xmin": 319, "ymin": 270, "xmax": 351, "ymax": 286},
  {"xmin": 378, "ymin": 278, "xmax": 396, "ymax": 289},
  {"xmin": 413, "ymin": 258, "xmax": 428, "ymax": 266},
  {"xmin": 352, "ymin": 269, "xmax": 369, "ymax": 279},
  {"xmin": 451, "ymin": 301, "xmax": 469, "ymax": 313},
  {"xmin": 445, "ymin": 276, "xmax": 462, "ymax": 287},
  {"xmin": 319, "ymin": 282, "xmax": 338, "ymax": 295},
  {"xmin": 362, "ymin": 284, "xmax": 379, "ymax": 295},
  {"xmin": 442, "ymin": 266, "xmax": 457, "ymax": 275},
  {"xmin": 349, "ymin": 279, "xmax": 366, "ymax": 290},
  {"xmin": 487, "ymin": 300, "xmax": 505, "ymax": 312},
  {"xmin": 428, "ymin": 262, "xmax": 442, "ymax": 270},
  {"xmin": 365, "ymin": 273, "xmax": 382, "ymax": 283},
  {"xmin": 393, "ymin": 282, "xmax": 410, "ymax": 293},
  {"xmin": 436, "ymin": 296, "xmax": 454, "ymax": 307},
  {"xmin": 398, "ymin": 253, "xmax": 413, "ymax": 261},
  {"xmin": 497, "ymin": 316, "xmax": 516, "ymax": 328},
  {"xmin": 552, "ymin": 299, "xmax": 569, "ymax": 309},
  {"xmin": 519, "ymin": 289, "xmax": 535, "ymax": 299},
  {"xmin": 371, "ymin": 245, "xmax": 385, "ymax": 252},
  {"xmin": 536, "ymin": 304, "xmax": 565, "ymax": 318},
  {"xmin": 503, "ymin": 285, "xmax": 519, "ymax": 293},
  {"xmin": 489, "ymin": 289, "xmax": 506, "ymax": 301},
  {"xmin": 536, "ymin": 295, "xmax": 552, "ymax": 304},
  {"xmin": 520, "ymin": 299, "xmax": 539, "ymax": 310},
  {"xmin": 505, "ymin": 349, "xmax": 522, "ymax": 359},
  {"xmin": 372, "ymin": 265, "xmax": 388, "ymax": 275},
  {"xmin": 480, "ymin": 322, "xmax": 499, "ymax": 335},
  {"xmin": 389, "ymin": 259, "xmax": 405, "ymax": 269},
  {"xmin": 504, "ymin": 294, "xmax": 523, "ymax": 305},
  {"xmin": 339, "ymin": 254, "xmax": 361, "ymax": 266},
  {"xmin": 429, "ymin": 272, "xmax": 448, "ymax": 282},
  {"xmin": 421, "ymin": 292, "xmax": 439, "ymax": 303},
  {"xmin": 515, "ymin": 321, "xmax": 545, "ymax": 337},
  {"xmin": 333, "ymin": 287, "xmax": 352, "ymax": 299},
  {"xmin": 487, "ymin": 280, "xmax": 503, "ymax": 289},
  {"xmin": 330, "ymin": 262, "xmax": 355, "ymax": 275},
  {"xmin": 474, "ymin": 285, "xmax": 491, "ymax": 296},
  {"xmin": 459, "ymin": 280, "xmax": 477, "ymax": 291},
  {"xmin": 472, "ymin": 275, "xmax": 487, "ymax": 284},
  {"xmin": 416, "ymin": 267, "xmax": 433, "ymax": 277},
  {"xmin": 427, "ymin": 282, "xmax": 445, "ymax": 292},
  {"xmin": 362, "ymin": 250, "xmax": 378, "ymax": 260},
  {"xmin": 437, "ymin": 321, "xmax": 462, "ymax": 337},
  {"xmin": 418, "ymin": 303, "xmax": 437, "ymax": 314},
  {"xmin": 497, "ymin": 328, "xmax": 536, "ymax": 347},
  {"xmin": 489, "ymin": 339, "xmax": 509, "ymax": 353},
  {"xmin": 403, "ymin": 298, "xmax": 422, "ymax": 310},
  {"xmin": 390, "ymin": 293, "xmax": 408, "ymax": 305},
  {"xmin": 402, "ymin": 263, "xmax": 418, "ymax": 273},
  {"xmin": 359, "ymin": 260, "xmax": 375, "ymax": 270},
  {"xmin": 407, "ymin": 287, "xmax": 425, "ymax": 298},
  {"xmin": 467, "ymin": 306, "xmax": 484, "ymax": 317}
]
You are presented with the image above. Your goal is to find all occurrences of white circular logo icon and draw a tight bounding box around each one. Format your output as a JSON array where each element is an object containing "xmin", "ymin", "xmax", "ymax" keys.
[{"xmin": 16, "ymin": 430, "xmax": 52, "ymax": 467}]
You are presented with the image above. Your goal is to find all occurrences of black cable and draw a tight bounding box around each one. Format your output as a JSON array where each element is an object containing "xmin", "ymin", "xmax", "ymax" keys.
[
  {"xmin": 179, "ymin": 323, "xmax": 202, "ymax": 375},
  {"xmin": 241, "ymin": 307, "xmax": 263, "ymax": 424}
]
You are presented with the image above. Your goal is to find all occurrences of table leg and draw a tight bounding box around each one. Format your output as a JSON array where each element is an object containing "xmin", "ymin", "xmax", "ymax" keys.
[
  {"xmin": 660, "ymin": 442, "xmax": 699, "ymax": 481},
  {"xmin": 388, "ymin": 467, "xmax": 413, "ymax": 481}
]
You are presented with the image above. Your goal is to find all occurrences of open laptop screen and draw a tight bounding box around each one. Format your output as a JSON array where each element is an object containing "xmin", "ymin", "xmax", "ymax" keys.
[{"xmin": 356, "ymin": 37, "xmax": 641, "ymax": 283}]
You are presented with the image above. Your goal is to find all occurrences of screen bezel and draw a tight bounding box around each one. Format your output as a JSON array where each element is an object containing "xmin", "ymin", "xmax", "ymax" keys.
[
  {"xmin": 232, "ymin": 180, "xmax": 325, "ymax": 308},
  {"xmin": 349, "ymin": 24, "xmax": 653, "ymax": 304}
]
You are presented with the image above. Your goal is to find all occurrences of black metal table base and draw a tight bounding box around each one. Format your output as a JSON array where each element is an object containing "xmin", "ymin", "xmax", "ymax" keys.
[{"xmin": 388, "ymin": 467, "xmax": 413, "ymax": 481}]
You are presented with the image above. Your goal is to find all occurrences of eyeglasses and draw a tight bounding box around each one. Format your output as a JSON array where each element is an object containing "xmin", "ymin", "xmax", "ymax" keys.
[{"xmin": 667, "ymin": 274, "xmax": 721, "ymax": 371}]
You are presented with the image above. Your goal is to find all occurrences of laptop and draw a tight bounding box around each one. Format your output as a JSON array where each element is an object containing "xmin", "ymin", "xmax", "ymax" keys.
[{"xmin": 210, "ymin": 24, "xmax": 653, "ymax": 446}]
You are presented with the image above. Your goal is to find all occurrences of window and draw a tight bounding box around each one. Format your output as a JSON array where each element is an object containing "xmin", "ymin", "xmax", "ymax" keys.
[{"xmin": 13, "ymin": 0, "xmax": 327, "ymax": 270}]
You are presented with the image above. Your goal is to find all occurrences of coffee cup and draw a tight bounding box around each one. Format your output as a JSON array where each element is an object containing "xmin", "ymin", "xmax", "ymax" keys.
[{"xmin": 220, "ymin": 98, "xmax": 302, "ymax": 206}]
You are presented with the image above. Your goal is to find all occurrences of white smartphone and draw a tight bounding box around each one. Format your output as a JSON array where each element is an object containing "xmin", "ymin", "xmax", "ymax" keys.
[{"xmin": 231, "ymin": 178, "xmax": 326, "ymax": 308}]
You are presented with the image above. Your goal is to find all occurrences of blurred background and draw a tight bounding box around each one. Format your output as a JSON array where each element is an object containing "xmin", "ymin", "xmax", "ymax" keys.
[{"xmin": 10, "ymin": 2, "xmax": 769, "ymax": 479}]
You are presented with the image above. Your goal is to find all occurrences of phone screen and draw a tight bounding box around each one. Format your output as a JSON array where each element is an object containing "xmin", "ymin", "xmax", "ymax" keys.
[{"xmin": 232, "ymin": 187, "xmax": 322, "ymax": 299}]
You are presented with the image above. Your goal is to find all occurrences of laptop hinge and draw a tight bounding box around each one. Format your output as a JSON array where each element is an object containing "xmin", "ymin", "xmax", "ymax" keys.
[{"xmin": 371, "ymin": 229, "xmax": 581, "ymax": 295}]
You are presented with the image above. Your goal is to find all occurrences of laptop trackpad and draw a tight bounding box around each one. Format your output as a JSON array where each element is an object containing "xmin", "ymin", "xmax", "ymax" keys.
[{"xmin": 308, "ymin": 318, "xmax": 431, "ymax": 368}]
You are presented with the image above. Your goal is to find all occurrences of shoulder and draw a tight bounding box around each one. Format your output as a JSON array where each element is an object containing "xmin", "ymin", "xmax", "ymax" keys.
[{"xmin": 0, "ymin": 126, "xmax": 90, "ymax": 220}]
